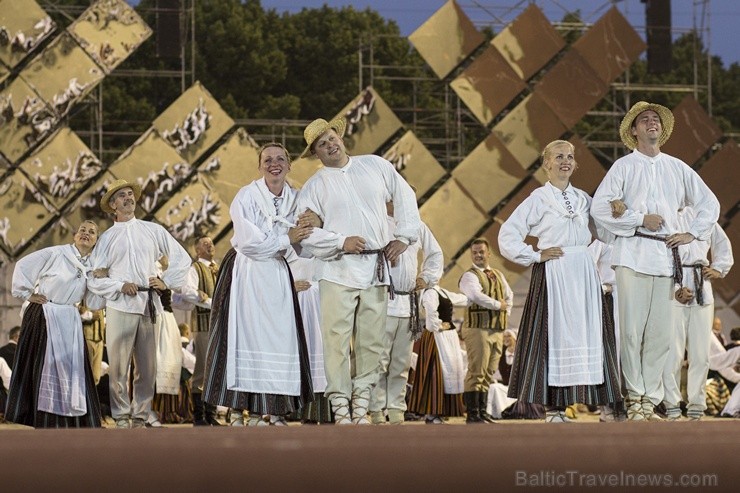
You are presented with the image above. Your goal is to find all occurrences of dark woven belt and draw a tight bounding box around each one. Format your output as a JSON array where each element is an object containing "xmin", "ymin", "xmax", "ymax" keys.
[
  {"xmin": 346, "ymin": 249, "xmax": 396, "ymax": 300},
  {"xmin": 393, "ymin": 288, "xmax": 422, "ymax": 340},
  {"xmin": 137, "ymin": 286, "xmax": 158, "ymax": 324},
  {"xmin": 685, "ymin": 263, "xmax": 705, "ymax": 306},
  {"xmin": 634, "ymin": 231, "xmax": 683, "ymax": 285}
]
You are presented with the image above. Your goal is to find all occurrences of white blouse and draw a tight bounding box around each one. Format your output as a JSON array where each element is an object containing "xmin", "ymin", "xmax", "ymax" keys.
[
  {"xmin": 499, "ymin": 182, "xmax": 594, "ymax": 266},
  {"xmin": 12, "ymin": 244, "xmax": 101, "ymax": 308}
]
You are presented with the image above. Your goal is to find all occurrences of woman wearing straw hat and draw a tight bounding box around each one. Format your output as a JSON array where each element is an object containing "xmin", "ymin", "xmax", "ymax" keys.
[
  {"xmin": 295, "ymin": 117, "xmax": 421, "ymax": 424},
  {"xmin": 590, "ymin": 101, "xmax": 719, "ymax": 420},
  {"xmin": 499, "ymin": 140, "xmax": 622, "ymax": 423}
]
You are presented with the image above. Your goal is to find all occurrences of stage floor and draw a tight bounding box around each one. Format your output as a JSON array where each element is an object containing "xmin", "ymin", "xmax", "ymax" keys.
[{"xmin": 1, "ymin": 417, "xmax": 738, "ymax": 492}]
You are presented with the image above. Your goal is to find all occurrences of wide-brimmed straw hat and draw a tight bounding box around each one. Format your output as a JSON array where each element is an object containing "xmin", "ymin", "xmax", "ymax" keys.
[
  {"xmin": 100, "ymin": 178, "xmax": 141, "ymax": 214},
  {"xmin": 619, "ymin": 101, "xmax": 674, "ymax": 150},
  {"xmin": 300, "ymin": 117, "xmax": 346, "ymax": 158}
]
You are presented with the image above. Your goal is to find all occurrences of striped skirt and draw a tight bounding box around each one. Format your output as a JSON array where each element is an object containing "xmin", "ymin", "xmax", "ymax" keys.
[
  {"xmin": 288, "ymin": 393, "xmax": 333, "ymax": 423},
  {"xmin": 507, "ymin": 262, "xmax": 622, "ymax": 407},
  {"xmin": 152, "ymin": 378, "xmax": 193, "ymax": 424},
  {"xmin": 407, "ymin": 331, "xmax": 465, "ymax": 416},
  {"xmin": 4, "ymin": 303, "xmax": 102, "ymax": 428},
  {"xmin": 202, "ymin": 248, "xmax": 314, "ymax": 415}
]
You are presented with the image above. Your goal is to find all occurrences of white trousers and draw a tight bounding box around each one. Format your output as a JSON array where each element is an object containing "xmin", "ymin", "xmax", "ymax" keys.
[
  {"xmin": 106, "ymin": 308, "xmax": 158, "ymax": 421},
  {"xmin": 370, "ymin": 315, "xmax": 414, "ymax": 412},
  {"xmin": 319, "ymin": 281, "xmax": 387, "ymax": 401},
  {"xmin": 615, "ymin": 267, "xmax": 674, "ymax": 405},
  {"xmin": 663, "ymin": 303, "xmax": 713, "ymax": 413}
]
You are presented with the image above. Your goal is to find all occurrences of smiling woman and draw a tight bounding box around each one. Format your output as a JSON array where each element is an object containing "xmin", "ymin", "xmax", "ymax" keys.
[
  {"xmin": 498, "ymin": 139, "xmax": 622, "ymax": 423},
  {"xmin": 5, "ymin": 221, "xmax": 105, "ymax": 428}
]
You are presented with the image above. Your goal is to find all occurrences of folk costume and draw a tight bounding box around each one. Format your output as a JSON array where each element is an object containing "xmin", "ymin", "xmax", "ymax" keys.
[
  {"xmin": 369, "ymin": 219, "xmax": 443, "ymax": 424},
  {"xmin": 202, "ymin": 178, "xmax": 313, "ymax": 422},
  {"xmin": 458, "ymin": 260, "xmax": 513, "ymax": 422},
  {"xmin": 499, "ymin": 182, "xmax": 621, "ymax": 418},
  {"xmin": 176, "ymin": 256, "xmax": 221, "ymax": 425},
  {"xmin": 662, "ymin": 208, "xmax": 733, "ymax": 420},
  {"xmin": 297, "ymin": 152, "xmax": 420, "ymax": 424},
  {"xmin": 6, "ymin": 244, "xmax": 104, "ymax": 428},
  {"xmin": 88, "ymin": 217, "xmax": 191, "ymax": 427},
  {"xmin": 407, "ymin": 286, "xmax": 467, "ymax": 423},
  {"xmin": 591, "ymin": 101, "xmax": 720, "ymax": 419}
]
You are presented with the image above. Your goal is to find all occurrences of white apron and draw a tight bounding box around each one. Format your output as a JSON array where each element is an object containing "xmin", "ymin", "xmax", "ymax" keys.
[
  {"xmin": 39, "ymin": 303, "xmax": 87, "ymax": 416},
  {"xmin": 545, "ymin": 245, "xmax": 604, "ymax": 386},
  {"xmin": 298, "ymin": 285, "xmax": 327, "ymax": 393},
  {"xmin": 155, "ymin": 311, "xmax": 183, "ymax": 395},
  {"xmin": 433, "ymin": 329, "xmax": 465, "ymax": 394}
]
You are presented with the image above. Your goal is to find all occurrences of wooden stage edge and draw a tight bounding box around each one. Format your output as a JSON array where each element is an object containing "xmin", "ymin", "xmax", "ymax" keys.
[{"xmin": 1, "ymin": 420, "xmax": 738, "ymax": 492}]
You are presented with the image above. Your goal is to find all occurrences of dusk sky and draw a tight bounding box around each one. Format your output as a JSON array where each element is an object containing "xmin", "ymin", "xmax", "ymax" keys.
[{"xmin": 127, "ymin": 1, "xmax": 738, "ymax": 65}]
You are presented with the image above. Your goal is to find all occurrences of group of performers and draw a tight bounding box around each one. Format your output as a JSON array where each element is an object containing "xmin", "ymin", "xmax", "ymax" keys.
[{"xmin": 2, "ymin": 101, "xmax": 735, "ymax": 428}]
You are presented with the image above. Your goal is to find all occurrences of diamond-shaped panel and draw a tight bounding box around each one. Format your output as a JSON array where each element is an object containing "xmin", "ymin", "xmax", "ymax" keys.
[
  {"xmin": 18, "ymin": 127, "xmax": 102, "ymax": 210},
  {"xmin": 67, "ymin": 0, "xmax": 152, "ymax": 74},
  {"xmin": 699, "ymin": 139, "xmax": 739, "ymax": 218},
  {"xmin": 535, "ymin": 50, "xmax": 609, "ymax": 129},
  {"xmin": 450, "ymin": 46, "xmax": 527, "ymax": 126},
  {"xmin": 453, "ymin": 132, "xmax": 527, "ymax": 212},
  {"xmin": 492, "ymin": 93, "xmax": 567, "ymax": 169},
  {"xmin": 572, "ymin": 7, "xmax": 646, "ymax": 85},
  {"xmin": 155, "ymin": 176, "xmax": 229, "ymax": 243},
  {"xmin": 491, "ymin": 4, "xmax": 565, "ymax": 81},
  {"xmin": 20, "ymin": 32, "xmax": 105, "ymax": 119},
  {"xmin": 408, "ymin": 0, "xmax": 485, "ymax": 80},
  {"xmin": 197, "ymin": 127, "xmax": 261, "ymax": 206},
  {"xmin": 420, "ymin": 178, "xmax": 488, "ymax": 261},
  {"xmin": 108, "ymin": 128, "xmax": 192, "ymax": 214},
  {"xmin": 335, "ymin": 87, "xmax": 403, "ymax": 156},
  {"xmin": 662, "ymin": 96, "xmax": 722, "ymax": 166},
  {"xmin": 0, "ymin": 0, "xmax": 56, "ymax": 69},
  {"xmin": 382, "ymin": 131, "xmax": 446, "ymax": 199},
  {"xmin": 0, "ymin": 76, "xmax": 58, "ymax": 163},
  {"xmin": 0, "ymin": 171, "xmax": 58, "ymax": 256},
  {"xmin": 153, "ymin": 81, "xmax": 235, "ymax": 164}
]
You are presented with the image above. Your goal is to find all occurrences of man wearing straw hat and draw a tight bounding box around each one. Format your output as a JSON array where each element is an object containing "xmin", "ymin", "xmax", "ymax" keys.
[
  {"xmin": 88, "ymin": 179, "xmax": 191, "ymax": 428},
  {"xmin": 296, "ymin": 117, "xmax": 421, "ymax": 424},
  {"xmin": 590, "ymin": 101, "xmax": 719, "ymax": 421}
]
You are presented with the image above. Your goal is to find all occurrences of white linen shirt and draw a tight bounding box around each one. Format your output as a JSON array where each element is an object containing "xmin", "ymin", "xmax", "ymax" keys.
[
  {"xmin": 590, "ymin": 149, "xmax": 719, "ymax": 277},
  {"xmin": 297, "ymin": 154, "xmax": 421, "ymax": 290},
  {"xmin": 674, "ymin": 207, "xmax": 733, "ymax": 306},
  {"xmin": 177, "ymin": 258, "xmax": 216, "ymax": 310},
  {"xmin": 458, "ymin": 265, "xmax": 513, "ymax": 314},
  {"xmin": 387, "ymin": 218, "xmax": 443, "ymax": 318},
  {"xmin": 88, "ymin": 218, "xmax": 191, "ymax": 315}
]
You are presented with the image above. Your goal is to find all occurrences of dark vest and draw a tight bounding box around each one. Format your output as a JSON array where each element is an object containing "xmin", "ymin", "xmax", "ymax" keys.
[
  {"xmin": 462, "ymin": 267, "xmax": 507, "ymax": 330},
  {"xmin": 191, "ymin": 260, "xmax": 217, "ymax": 332}
]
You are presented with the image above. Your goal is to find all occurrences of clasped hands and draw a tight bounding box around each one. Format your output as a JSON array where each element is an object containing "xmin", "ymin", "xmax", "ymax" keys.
[
  {"xmin": 289, "ymin": 209, "xmax": 320, "ymax": 244},
  {"xmin": 611, "ymin": 200, "xmax": 694, "ymax": 247}
]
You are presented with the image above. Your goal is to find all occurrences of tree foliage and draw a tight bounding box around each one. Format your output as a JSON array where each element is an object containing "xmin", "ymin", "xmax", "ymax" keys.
[{"xmin": 38, "ymin": 1, "xmax": 739, "ymax": 162}]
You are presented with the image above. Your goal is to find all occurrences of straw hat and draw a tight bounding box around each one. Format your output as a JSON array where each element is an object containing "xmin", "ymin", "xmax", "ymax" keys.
[
  {"xmin": 619, "ymin": 101, "xmax": 674, "ymax": 150},
  {"xmin": 300, "ymin": 117, "xmax": 346, "ymax": 158},
  {"xmin": 100, "ymin": 178, "xmax": 141, "ymax": 214}
]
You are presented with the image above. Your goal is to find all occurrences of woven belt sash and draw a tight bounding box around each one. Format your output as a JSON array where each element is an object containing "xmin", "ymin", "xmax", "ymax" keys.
[
  {"xmin": 137, "ymin": 286, "xmax": 159, "ymax": 324},
  {"xmin": 633, "ymin": 231, "xmax": 683, "ymax": 285},
  {"xmin": 685, "ymin": 263, "xmax": 706, "ymax": 306},
  {"xmin": 346, "ymin": 249, "xmax": 396, "ymax": 300},
  {"xmin": 392, "ymin": 288, "xmax": 421, "ymax": 340}
]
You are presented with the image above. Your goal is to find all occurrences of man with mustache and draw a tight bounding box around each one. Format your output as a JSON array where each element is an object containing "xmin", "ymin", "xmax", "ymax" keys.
[{"xmin": 88, "ymin": 179, "xmax": 191, "ymax": 429}]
